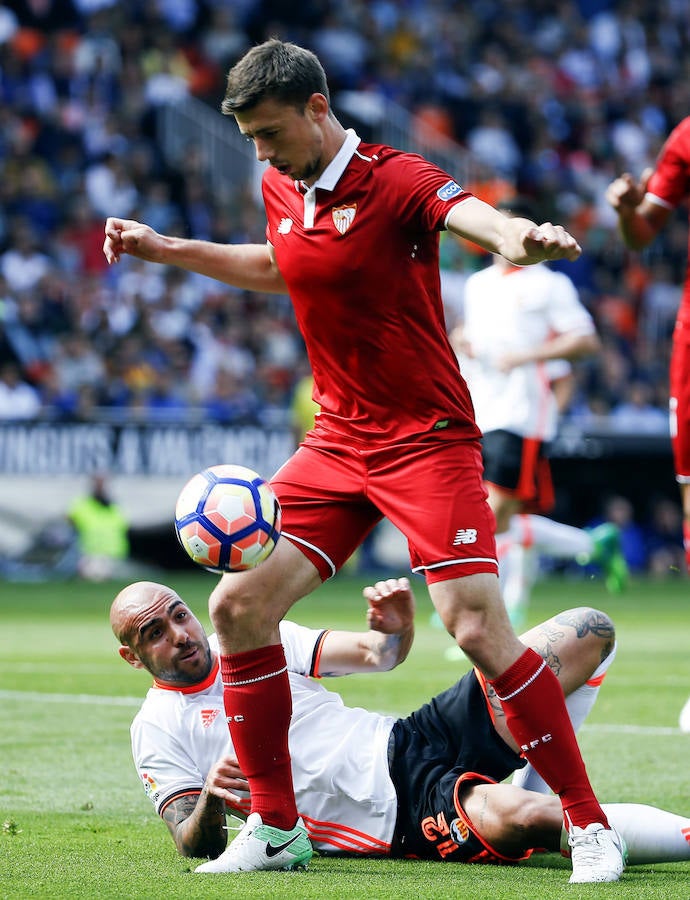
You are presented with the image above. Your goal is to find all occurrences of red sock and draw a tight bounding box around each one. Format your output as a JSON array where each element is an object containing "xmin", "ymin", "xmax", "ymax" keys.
[
  {"xmin": 490, "ymin": 648, "xmax": 609, "ymax": 830},
  {"xmin": 683, "ymin": 520, "xmax": 690, "ymax": 574},
  {"xmin": 220, "ymin": 644, "xmax": 298, "ymax": 830}
]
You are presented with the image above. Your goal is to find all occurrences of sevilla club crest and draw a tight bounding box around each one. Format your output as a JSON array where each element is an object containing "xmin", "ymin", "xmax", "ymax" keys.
[{"xmin": 332, "ymin": 204, "xmax": 357, "ymax": 235}]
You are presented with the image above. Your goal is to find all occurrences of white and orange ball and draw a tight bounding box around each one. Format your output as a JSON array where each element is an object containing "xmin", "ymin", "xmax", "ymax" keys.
[{"xmin": 174, "ymin": 464, "xmax": 281, "ymax": 572}]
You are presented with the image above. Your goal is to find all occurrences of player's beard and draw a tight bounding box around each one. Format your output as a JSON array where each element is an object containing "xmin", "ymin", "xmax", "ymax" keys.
[
  {"xmin": 295, "ymin": 153, "xmax": 323, "ymax": 183},
  {"xmin": 149, "ymin": 642, "xmax": 214, "ymax": 686}
]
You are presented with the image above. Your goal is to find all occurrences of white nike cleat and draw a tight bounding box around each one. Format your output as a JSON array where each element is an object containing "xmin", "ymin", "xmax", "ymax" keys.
[
  {"xmin": 195, "ymin": 812, "xmax": 312, "ymax": 873},
  {"xmin": 568, "ymin": 822, "xmax": 626, "ymax": 883}
]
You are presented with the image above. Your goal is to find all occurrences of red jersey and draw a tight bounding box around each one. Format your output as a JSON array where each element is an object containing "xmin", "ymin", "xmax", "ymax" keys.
[
  {"xmin": 647, "ymin": 116, "xmax": 690, "ymax": 328},
  {"xmin": 262, "ymin": 130, "xmax": 480, "ymax": 443}
]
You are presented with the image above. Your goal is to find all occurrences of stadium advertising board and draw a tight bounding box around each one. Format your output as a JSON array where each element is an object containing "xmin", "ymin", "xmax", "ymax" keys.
[{"xmin": 0, "ymin": 423, "xmax": 294, "ymax": 478}]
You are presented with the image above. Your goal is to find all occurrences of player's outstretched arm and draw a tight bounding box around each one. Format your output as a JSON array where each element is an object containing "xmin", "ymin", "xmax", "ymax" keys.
[
  {"xmin": 495, "ymin": 330, "xmax": 601, "ymax": 373},
  {"xmin": 161, "ymin": 755, "xmax": 249, "ymax": 858},
  {"xmin": 103, "ymin": 217, "xmax": 288, "ymax": 293},
  {"xmin": 318, "ymin": 577, "xmax": 416, "ymax": 675},
  {"xmin": 446, "ymin": 196, "xmax": 581, "ymax": 266}
]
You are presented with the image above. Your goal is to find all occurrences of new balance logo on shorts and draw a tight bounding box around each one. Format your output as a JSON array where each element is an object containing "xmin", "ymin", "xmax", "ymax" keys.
[{"xmin": 453, "ymin": 528, "xmax": 477, "ymax": 545}]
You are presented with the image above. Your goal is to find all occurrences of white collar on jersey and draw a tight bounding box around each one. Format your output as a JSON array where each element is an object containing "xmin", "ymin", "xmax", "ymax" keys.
[
  {"xmin": 298, "ymin": 129, "xmax": 362, "ymax": 228},
  {"xmin": 316, "ymin": 128, "xmax": 361, "ymax": 192}
]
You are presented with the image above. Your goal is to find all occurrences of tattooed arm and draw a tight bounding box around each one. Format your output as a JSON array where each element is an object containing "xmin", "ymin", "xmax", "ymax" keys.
[
  {"xmin": 317, "ymin": 577, "xmax": 416, "ymax": 676},
  {"xmin": 161, "ymin": 756, "xmax": 249, "ymax": 858}
]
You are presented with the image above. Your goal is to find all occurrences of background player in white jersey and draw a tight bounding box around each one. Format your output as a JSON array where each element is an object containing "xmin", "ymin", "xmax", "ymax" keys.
[
  {"xmin": 103, "ymin": 40, "xmax": 621, "ymax": 882},
  {"xmin": 448, "ymin": 197, "xmax": 628, "ymax": 627},
  {"xmin": 111, "ymin": 578, "xmax": 690, "ymax": 872}
]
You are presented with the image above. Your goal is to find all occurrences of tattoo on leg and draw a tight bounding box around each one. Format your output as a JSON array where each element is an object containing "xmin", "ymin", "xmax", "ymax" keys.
[
  {"xmin": 526, "ymin": 623, "xmax": 564, "ymax": 677},
  {"xmin": 553, "ymin": 608, "xmax": 615, "ymax": 662},
  {"xmin": 484, "ymin": 682, "xmax": 504, "ymax": 720},
  {"xmin": 553, "ymin": 608, "xmax": 614, "ymax": 639},
  {"xmin": 478, "ymin": 788, "xmax": 489, "ymax": 831}
]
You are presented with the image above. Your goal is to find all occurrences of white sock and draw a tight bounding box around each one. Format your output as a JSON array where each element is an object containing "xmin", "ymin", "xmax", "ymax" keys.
[
  {"xmin": 592, "ymin": 804, "xmax": 690, "ymax": 863},
  {"xmin": 496, "ymin": 532, "xmax": 537, "ymax": 626},
  {"xmin": 512, "ymin": 644, "xmax": 617, "ymax": 793},
  {"xmin": 513, "ymin": 514, "xmax": 593, "ymax": 560}
]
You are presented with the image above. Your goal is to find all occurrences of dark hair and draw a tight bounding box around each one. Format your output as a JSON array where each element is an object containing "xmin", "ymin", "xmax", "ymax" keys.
[
  {"xmin": 496, "ymin": 195, "xmax": 540, "ymax": 222},
  {"xmin": 222, "ymin": 39, "xmax": 330, "ymax": 115}
]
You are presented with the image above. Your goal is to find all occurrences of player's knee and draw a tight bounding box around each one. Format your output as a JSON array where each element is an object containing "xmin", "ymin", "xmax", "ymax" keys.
[
  {"xmin": 574, "ymin": 606, "xmax": 616, "ymax": 658},
  {"xmin": 208, "ymin": 578, "xmax": 276, "ymax": 634},
  {"xmin": 431, "ymin": 573, "xmax": 508, "ymax": 656},
  {"xmin": 451, "ymin": 612, "xmax": 494, "ymax": 656}
]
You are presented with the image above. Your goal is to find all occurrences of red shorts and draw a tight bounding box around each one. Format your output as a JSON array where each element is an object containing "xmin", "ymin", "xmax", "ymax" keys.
[
  {"xmin": 270, "ymin": 425, "xmax": 498, "ymax": 584},
  {"xmin": 670, "ymin": 328, "xmax": 690, "ymax": 482}
]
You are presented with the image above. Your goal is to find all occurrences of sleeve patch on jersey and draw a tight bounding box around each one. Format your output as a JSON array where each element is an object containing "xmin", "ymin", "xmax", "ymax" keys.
[
  {"xmin": 437, "ymin": 180, "xmax": 463, "ymax": 201},
  {"xmin": 141, "ymin": 771, "xmax": 158, "ymax": 796}
]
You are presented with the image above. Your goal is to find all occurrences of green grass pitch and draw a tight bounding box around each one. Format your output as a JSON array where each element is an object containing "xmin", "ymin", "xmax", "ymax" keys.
[{"xmin": 1, "ymin": 571, "xmax": 689, "ymax": 899}]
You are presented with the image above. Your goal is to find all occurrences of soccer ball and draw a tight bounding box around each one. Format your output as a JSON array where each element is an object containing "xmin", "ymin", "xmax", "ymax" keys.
[{"xmin": 174, "ymin": 464, "xmax": 281, "ymax": 573}]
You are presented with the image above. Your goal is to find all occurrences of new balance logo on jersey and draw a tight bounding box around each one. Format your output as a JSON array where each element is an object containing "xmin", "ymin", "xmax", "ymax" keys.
[
  {"xmin": 453, "ymin": 528, "xmax": 477, "ymax": 545},
  {"xmin": 277, "ymin": 218, "xmax": 293, "ymax": 234}
]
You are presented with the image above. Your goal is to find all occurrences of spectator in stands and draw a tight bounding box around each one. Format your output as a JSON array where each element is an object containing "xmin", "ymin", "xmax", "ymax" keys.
[
  {"xmin": 608, "ymin": 379, "xmax": 669, "ymax": 435},
  {"xmin": 205, "ymin": 368, "xmax": 260, "ymax": 425},
  {"xmin": 0, "ymin": 219, "xmax": 52, "ymax": 293},
  {"xmin": 1, "ymin": 288, "xmax": 56, "ymax": 385},
  {"xmin": 0, "ymin": 362, "xmax": 41, "ymax": 420},
  {"xmin": 85, "ymin": 152, "xmax": 139, "ymax": 219},
  {"xmin": 644, "ymin": 496, "xmax": 686, "ymax": 578},
  {"xmin": 51, "ymin": 332, "xmax": 106, "ymax": 400},
  {"xmin": 589, "ymin": 495, "xmax": 648, "ymax": 575}
]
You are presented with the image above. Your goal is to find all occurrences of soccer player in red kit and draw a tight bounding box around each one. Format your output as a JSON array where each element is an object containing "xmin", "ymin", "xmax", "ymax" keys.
[
  {"xmin": 103, "ymin": 39, "xmax": 623, "ymax": 882},
  {"xmin": 607, "ymin": 116, "xmax": 690, "ymax": 733}
]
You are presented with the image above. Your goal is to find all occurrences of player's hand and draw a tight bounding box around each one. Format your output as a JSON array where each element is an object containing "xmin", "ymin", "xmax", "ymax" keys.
[
  {"xmin": 520, "ymin": 222, "xmax": 582, "ymax": 262},
  {"xmin": 495, "ymin": 350, "xmax": 526, "ymax": 373},
  {"xmin": 363, "ymin": 577, "xmax": 415, "ymax": 635},
  {"xmin": 605, "ymin": 168, "xmax": 653, "ymax": 213},
  {"xmin": 204, "ymin": 755, "xmax": 249, "ymax": 805},
  {"xmin": 103, "ymin": 217, "xmax": 164, "ymax": 265},
  {"xmin": 449, "ymin": 325, "xmax": 474, "ymax": 359}
]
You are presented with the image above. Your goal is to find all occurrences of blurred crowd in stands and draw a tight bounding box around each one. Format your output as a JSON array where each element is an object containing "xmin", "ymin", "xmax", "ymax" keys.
[
  {"xmin": 0, "ymin": 0, "xmax": 686, "ymax": 570},
  {"xmin": 0, "ymin": 0, "xmax": 687, "ymax": 439}
]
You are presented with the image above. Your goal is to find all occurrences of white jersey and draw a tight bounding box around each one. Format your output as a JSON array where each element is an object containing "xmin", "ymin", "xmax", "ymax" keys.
[
  {"xmin": 459, "ymin": 263, "xmax": 595, "ymax": 440},
  {"xmin": 130, "ymin": 621, "xmax": 397, "ymax": 856}
]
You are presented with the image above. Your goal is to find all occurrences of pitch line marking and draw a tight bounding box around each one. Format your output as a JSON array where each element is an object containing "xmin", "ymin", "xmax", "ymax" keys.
[{"xmin": 0, "ymin": 689, "xmax": 141, "ymax": 707}]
